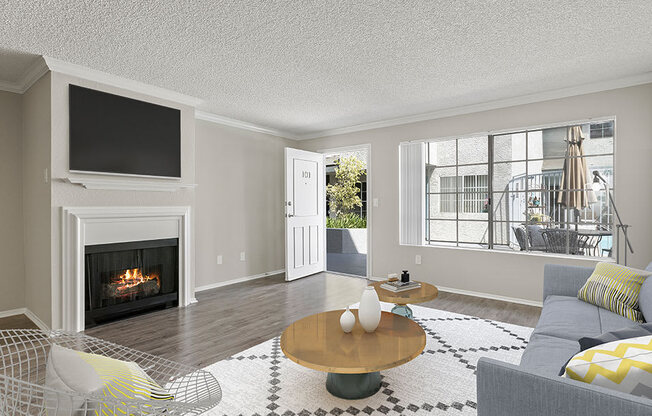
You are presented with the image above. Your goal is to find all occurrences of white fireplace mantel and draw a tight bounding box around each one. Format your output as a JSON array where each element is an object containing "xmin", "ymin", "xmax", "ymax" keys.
[{"xmin": 61, "ymin": 206, "xmax": 194, "ymax": 332}]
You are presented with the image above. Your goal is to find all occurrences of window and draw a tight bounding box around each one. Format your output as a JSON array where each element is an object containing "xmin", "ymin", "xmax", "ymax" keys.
[
  {"xmin": 439, "ymin": 175, "xmax": 488, "ymax": 213},
  {"xmin": 422, "ymin": 120, "xmax": 614, "ymax": 257},
  {"xmin": 590, "ymin": 122, "xmax": 614, "ymax": 139}
]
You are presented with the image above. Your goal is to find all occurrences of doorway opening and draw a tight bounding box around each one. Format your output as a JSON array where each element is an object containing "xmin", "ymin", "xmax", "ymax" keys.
[{"xmin": 324, "ymin": 146, "xmax": 369, "ymax": 278}]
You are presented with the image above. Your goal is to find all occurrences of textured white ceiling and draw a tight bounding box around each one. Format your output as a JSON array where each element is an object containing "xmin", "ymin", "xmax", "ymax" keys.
[{"xmin": 1, "ymin": 1, "xmax": 651, "ymax": 136}]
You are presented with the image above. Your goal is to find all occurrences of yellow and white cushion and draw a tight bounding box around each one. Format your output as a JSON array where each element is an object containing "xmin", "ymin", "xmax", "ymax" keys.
[
  {"xmin": 45, "ymin": 344, "xmax": 173, "ymax": 415},
  {"xmin": 564, "ymin": 335, "xmax": 652, "ymax": 398},
  {"xmin": 577, "ymin": 262, "xmax": 650, "ymax": 322}
]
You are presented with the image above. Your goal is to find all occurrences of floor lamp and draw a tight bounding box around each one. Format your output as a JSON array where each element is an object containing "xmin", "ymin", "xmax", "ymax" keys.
[{"xmin": 592, "ymin": 171, "xmax": 633, "ymax": 265}]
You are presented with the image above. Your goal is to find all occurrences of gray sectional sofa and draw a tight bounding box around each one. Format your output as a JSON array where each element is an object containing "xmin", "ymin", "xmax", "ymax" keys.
[{"xmin": 477, "ymin": 262, "xmax": 652, "ymax": 416}]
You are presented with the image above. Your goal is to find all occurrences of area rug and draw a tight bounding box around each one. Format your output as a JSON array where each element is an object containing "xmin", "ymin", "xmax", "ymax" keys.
[{"xmin": 201, "ymin": 303, "xmax": 533, "ymax": 415}]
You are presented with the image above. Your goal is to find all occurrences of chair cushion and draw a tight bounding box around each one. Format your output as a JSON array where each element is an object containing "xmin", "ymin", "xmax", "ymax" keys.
[
  {"xmin": 563, "ymin": 335, "xmax": 652, "ymax": 399},
  {"xmin": 520, "ymin": 333, "xmax": 580, "ymax": 377},
  {"xmin": 526, "ymin": 225, "xmax": 546, "ymax": 248},
  {"xmin": 577, "ymin": 262, "xmax": 650, "ymax": 322},
  {"xmin": 45, "ymin": 345, "xmax": 173, "ymax": 416},
  {"xmin": 533, "ymin": 295, "xmax": 602, "ymax": 341}
]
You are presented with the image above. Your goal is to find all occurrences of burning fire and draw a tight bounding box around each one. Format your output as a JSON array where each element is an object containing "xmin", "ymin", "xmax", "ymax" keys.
[{"xmin": 113, "ymin": 268, "xmax": 160, "ymax": 293}]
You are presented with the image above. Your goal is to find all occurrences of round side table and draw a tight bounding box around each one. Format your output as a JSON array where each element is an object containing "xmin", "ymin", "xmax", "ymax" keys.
[
  {"xmin": 280, "ymin": 310, "xmax": 425, "ymax": 399},
  {"xmin": 371, "ymin": 280, "xmax": 438, "ymax": 318}
]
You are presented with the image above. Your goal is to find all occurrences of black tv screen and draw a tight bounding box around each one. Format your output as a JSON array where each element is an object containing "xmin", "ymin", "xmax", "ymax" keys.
[{"xmin": 69, "ymin": 85, "xmax": 181, "ymax": 178}]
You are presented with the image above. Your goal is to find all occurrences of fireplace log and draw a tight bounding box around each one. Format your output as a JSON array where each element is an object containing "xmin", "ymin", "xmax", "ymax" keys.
[{"xmin": 103, "ymin": 279, "xmax": 160, "ymax": 299}]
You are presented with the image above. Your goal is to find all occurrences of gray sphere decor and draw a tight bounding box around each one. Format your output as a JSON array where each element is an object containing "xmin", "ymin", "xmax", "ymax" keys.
[{"xmin": 0, "ymin": 329, "xmax": 222, "ymax": 415}]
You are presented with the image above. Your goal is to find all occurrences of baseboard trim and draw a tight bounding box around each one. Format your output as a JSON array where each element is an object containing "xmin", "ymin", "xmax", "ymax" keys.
[
  {"xmin": 195, "ymin": 269, "xmax": 285, "ymax": 293},
  {"xmin": 24, "ymin": 309, "xmax": 50, "ymax": 331},
  {"xmin": 0, "ymin": 308, "xmax": 27, "ymax": 319},
  {"xmin": 437, "ymin": 286, "xmax": 543, "ymax": 307},
  {"xmin": 0, "ymin": 307, "xmax": 50, "ymax": 331}
]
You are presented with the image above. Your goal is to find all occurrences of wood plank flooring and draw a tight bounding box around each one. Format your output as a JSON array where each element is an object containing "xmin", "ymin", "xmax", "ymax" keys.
[{"xmin": 0, "ymin": 273, "xmax": 541, "ymax": 369}]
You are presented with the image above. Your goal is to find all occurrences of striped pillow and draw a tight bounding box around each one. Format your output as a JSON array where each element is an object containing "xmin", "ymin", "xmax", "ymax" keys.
[
  {"xmin": 45, "ymin": 345, "xmax": 173, "ymax": 415},
  {"xmin": 578, "ymin": 262, "xmax": 651, "ymax": 322}
]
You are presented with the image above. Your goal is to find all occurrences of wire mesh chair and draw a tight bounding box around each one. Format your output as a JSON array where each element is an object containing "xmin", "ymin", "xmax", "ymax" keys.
[
  {"xmin": 0, "ymin": 329, "xmax": 222, "ymax": 415},
  {"xmin": 541, "ymin": 229, "xmax": 589, "ymax": 255}
]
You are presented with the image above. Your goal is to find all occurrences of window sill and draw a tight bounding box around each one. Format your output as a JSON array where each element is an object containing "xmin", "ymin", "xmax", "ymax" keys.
[{"xmin": 406, "ymin": 242, "xmax": 616, "ymax": 263}]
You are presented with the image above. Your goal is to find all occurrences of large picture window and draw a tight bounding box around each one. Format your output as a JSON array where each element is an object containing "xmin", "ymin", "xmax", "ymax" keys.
[{"xmin": 424, "ymin": 120, "xmax": 614, "ymax": 257}]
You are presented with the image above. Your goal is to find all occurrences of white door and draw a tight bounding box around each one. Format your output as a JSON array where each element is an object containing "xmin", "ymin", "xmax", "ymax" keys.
[{"xmin": 285, "ymin": 148, "xmax": 325, "ymax": 281}]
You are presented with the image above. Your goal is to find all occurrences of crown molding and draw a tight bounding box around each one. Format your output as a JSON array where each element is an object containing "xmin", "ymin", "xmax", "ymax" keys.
[
  {"xmin": 42, "ymin": 56, "xmax": 202, "ymax": 107},
  {"xmin": 0, "ymin": 56, "xmax": 49, "ymax": 94},
  {"xmin": 295, "ymin": 71, "xmax": 652, "ymax": 140},
  {"xmin": 195, "ymin": 110, "xmax": 298, "ymax": 140}
]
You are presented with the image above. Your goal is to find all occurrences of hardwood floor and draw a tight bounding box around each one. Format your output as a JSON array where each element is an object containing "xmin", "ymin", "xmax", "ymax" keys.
[{"xmin": 0, "ymin": 273, "xmax": 541, "ymax": 369}]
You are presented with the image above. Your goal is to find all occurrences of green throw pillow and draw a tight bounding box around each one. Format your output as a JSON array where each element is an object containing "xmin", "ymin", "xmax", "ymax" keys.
[{"xmin": 578, "ymin": 262, "xmax": 651, "ymax": 322}]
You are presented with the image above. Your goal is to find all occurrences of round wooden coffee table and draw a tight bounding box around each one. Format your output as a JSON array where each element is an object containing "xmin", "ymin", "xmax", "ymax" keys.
[
  {"xmin": 280, "ymin": 309, "xmax": 426, "ymax": 399},
  {"xmin": 371, "ymin": 280, "xmax": 439, "ymax": 318}
]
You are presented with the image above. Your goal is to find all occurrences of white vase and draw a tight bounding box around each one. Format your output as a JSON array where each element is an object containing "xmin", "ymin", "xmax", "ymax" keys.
[
  {"xmin": 358, "ymin": 286, "xmax": 381, "ymax": 332},
  {"xmin": 339, "ymin": 306, "xmax": 355, "ymax": 333}
]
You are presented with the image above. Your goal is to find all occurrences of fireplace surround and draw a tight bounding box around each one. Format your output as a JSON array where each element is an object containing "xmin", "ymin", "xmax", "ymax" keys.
[{"xmin": 61, "ymin": 206, "xmax": 194, "ymax": 332}]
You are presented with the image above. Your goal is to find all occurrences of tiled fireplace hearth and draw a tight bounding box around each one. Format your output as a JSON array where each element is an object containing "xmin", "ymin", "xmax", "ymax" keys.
[{"xmin": 61, "ymin": 206, "xmax": 193, "ymax": 332}]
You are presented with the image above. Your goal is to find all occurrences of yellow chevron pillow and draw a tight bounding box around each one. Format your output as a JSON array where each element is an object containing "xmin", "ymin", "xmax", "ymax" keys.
[
  {"xmin": 578, "ymin": 262, "xmax": 650, "ymax": 322},
  {"xmin": 564, "ymin": 335, "xmax": 652, "ymax": 398},
  {"xmin": 45, "ymin": 345, "xmax": 173, "ymax": 415}
]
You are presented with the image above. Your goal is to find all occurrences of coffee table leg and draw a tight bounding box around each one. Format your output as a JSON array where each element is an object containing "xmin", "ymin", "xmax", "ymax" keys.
[
  {"xmin": 326, "ymin": 372, "xmax": 381, "ymax": 399},
  {"xmin": 391, "ymin": 304, "xmax": 413, "ymax": 319}
]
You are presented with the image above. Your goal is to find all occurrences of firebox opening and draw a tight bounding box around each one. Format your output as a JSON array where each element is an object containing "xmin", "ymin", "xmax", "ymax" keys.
[{"xmin": 85, "ymin": 238, "xmax": 179, "ymax": 328}]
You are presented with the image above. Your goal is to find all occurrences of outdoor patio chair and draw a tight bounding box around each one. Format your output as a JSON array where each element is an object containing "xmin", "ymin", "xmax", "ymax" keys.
[{"xmin": 541, "ymin": 229, "xmax": 590, "ymax": 255}]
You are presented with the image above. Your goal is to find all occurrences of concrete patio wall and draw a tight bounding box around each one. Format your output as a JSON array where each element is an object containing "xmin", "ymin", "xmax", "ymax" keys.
[{"xmin": 327, "ymin": 228, "xmax": 368, "ymax": 254}]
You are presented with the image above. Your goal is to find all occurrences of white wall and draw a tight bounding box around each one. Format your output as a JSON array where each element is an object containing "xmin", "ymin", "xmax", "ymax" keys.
[
  {"xmin": 299, "ymin": 83, "xmax": 652, "ymax": 303},
  {"xmin": 47, "ymin": 72, "xmax": 197, "ymax": 329},
  {"xmin": 194, "ymin": 120, "xmax": 293, "ymax": 288},
  {"xmin": 0, "ymin": 91, "xmax": 25, "ymax": 311},
  {"xmin": 22, "ymin": 74, "xmax": 52, "ymax": 322}
]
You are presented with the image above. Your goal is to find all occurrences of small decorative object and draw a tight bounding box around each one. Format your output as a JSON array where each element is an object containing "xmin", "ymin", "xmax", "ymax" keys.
[
  {"xmin": 387, "ymin": 273, "xmax": 399, "ymax": 282},
  {"xmin": 339, "ymin": 306, "xmax": 355, "ymax": 333},
  {"xmin": 359, "ymin": 286, "xmax": 381, "ymax": 333},
  {"xmin": 401, "ymin": 270, "xmax": 410, "ymax": 283}
]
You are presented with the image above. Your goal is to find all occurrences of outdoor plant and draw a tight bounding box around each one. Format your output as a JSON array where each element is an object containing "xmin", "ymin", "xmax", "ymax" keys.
[
  {"xmin": 326, "ymin": 213, "xmax": 367, "ymax": 228},
  {"xmin": 326, "ymin": 155, "xmax": 366, "ymax": 217}
]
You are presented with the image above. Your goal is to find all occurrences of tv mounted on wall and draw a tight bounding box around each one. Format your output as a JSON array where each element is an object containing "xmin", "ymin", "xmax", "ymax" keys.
[{"xmin": 69, "ymin": 85, "xmax": 181, "ymax": 178}]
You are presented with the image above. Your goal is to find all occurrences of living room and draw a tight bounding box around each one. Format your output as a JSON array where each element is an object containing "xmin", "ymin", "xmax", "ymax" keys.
[{"xmin": 1, "ymin": 2, "xmax": 651, "ymax": 415}]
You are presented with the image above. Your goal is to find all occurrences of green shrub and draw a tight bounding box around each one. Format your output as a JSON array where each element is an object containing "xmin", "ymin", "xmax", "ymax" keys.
[{"xmin": 327, "ymin": 213, "xmax": 367, "ymax": 229}]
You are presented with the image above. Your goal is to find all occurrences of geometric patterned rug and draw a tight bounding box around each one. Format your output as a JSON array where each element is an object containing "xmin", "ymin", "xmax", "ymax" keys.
[{"xmin": 201, "ymin": 302, "xmax": 533, "ymax": 415}]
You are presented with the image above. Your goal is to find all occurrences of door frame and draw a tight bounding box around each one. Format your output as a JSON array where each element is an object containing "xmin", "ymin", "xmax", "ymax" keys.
[{"xmin": 319, "ymin": 143, "xmax": 373, "ymax": 280}]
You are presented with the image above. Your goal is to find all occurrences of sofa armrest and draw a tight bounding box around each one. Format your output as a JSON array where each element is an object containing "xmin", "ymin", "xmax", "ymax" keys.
[
  {"xmin": 543, "ymin": 264, "xmax": 594, "ymax": 301},
  {"xmin": 477, "ymin": 358, "xmax": 652, "ymax": 416}
]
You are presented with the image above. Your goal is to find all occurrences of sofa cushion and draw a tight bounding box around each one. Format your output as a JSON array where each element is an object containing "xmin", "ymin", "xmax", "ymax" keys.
[
  {"xmin": 599, "ymin": 307, "xmax": 642, "ymax": 332},
  {"xmin": 639, "ymin": 263, "xmax": 652, "ymax": 322},
  {"xmin": 579, "ymin": 323, "xmax": 652, "ymax": 351},
  {"xmin": 533, "ymin": 295, "xmax": 602, "ymax": 341},
  {"xmin": 520, "ymin": 333, "xmax": 580, "ymax": 377}
]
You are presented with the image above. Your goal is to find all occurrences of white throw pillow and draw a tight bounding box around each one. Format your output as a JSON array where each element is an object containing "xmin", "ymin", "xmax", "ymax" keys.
[
  {"xmin": 563, "ymin": 335, "xmax": 652, "ymax": 398},
  {"xmin": 45, "ymin": 345, "xmax": 172, "ymax": 415}
]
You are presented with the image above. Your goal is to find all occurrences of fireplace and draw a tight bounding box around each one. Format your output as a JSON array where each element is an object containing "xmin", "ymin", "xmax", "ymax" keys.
[{"xmin": 85, "ymin": 238, "xmax": 179, "ymax": 328}]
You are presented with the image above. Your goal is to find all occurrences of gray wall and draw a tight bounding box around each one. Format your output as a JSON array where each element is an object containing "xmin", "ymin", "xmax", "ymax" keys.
[
  {"xmin": 0, "ymin": 91, "xmax": 25, "ymax": 311},
  {"xmin": 299, "ymin": 83, "xmax": 652, "ymax": 303},
  {"xmin": 21, "ymin": 74, "xmax": 52, "ymax": 323},
  {"xmin": 194, "ymin": 120, "xmax": 293, "ymax": 288}
]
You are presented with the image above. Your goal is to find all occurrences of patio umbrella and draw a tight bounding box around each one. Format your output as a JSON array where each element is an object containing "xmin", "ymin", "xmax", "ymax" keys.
[{"xmin": 557, "ymin": 126, "xmax": 590, "ymax": 226}]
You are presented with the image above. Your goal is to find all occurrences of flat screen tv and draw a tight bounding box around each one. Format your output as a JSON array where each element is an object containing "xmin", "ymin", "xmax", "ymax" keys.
[{"xmin": 69, "ymin": 85, "xmax": 181, "ymax": 178}]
